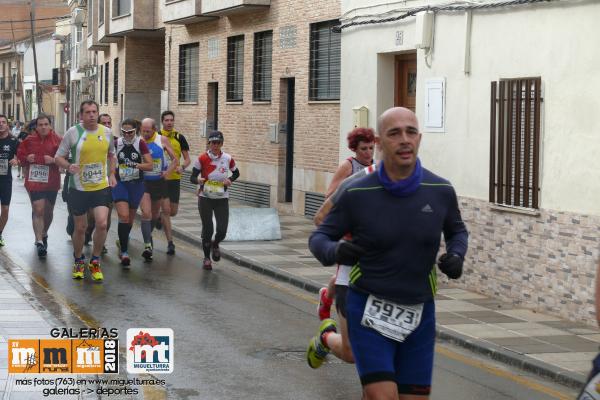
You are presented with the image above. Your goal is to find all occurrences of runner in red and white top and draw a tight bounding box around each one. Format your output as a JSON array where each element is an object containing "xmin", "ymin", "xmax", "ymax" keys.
[
  {"xmin": 190, "ymin": 130, "xmax": 240, "ymax": 270},
  {"xmin": 307, "ymin": 127, "xmax": 376, "ymax": 369},
  {"xmin": 16, "ymin": 113, "xmax": 61, "ymax": 258}
]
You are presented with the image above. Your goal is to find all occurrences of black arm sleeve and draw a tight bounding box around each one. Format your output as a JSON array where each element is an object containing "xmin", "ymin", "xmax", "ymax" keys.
[
  {"xmin": 190, "ymin": 167, "xmax": 201, "ymax": 184},
  {"xmin": 179, "ymin": 134, "xmax": 190, "ymax": 151},
  {"xmin": 443, "ymin": 186, "xmax": 469, "ymax": 259},
  {"xmin": 230, "ymin": 169, "xmax": 240, "ymax": 182}
]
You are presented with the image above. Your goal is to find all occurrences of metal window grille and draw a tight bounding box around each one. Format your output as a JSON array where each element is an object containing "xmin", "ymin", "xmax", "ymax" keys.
[
  {"xmin": 113, "ymin": 58, "xmax": 118, "ymax": 104},
  {"xmin": 52, "ymin": 68, "xmax": 59, "ymax": 85},
  {"xmin": 117, "ymin": 0, "xmax": 130, "ymax": 16},
  {"xmin": 99, "ymin": 65, "xmax": 103, "ymax": 103},
  {"xmin": 104, "ymin": 62, "xmax": 108, "ymax": 104},
  {"xmin": 178, "ymin": 43, "xmax": 199, "ymax": 102},
  {"xmin": 489, "ymin": 77, "xmax": 542, "ymax": 209},
  {"xmin": 99, "ymin": 0, "xmax": 104, "ymax": 25},
  {"xmin": 227, "ymin": 35, "xmax": 244, "ymax": 102},
  {"xmin": 305, "ymin": 192, "xmax": 326, "ymax": 219},
  {"xmin": 253, "ymin": 31, "xmax": 272, "ymax": 101},
  {"xmin": 309, "ymin": 20, "xmax": 340, "ymax": 101}
]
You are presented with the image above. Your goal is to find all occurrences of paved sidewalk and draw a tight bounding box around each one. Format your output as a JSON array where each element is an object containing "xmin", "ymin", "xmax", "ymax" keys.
[
  {"xmin": 171, "ymin": 189, "xmax": 597, "ymax": 389},
  {"xmin": 0, "ymin": 259, "xmax": 81, "ymax": 399}
]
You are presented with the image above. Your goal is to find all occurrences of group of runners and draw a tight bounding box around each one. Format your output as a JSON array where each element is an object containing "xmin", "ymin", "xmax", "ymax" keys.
[
  {"xmin": 3, "ymin": 101, "xmax": 473, "ymax": 397},
  {"xmin": 0, "ymin": 100, "xmax": 239, "ymax": 281}
]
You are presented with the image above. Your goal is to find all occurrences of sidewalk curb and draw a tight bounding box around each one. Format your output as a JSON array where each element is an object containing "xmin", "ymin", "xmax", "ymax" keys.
[
  {"xmin": 437, "ymin": 327, "xmax": 585, "ymax": 389},
  {"xmin": 170, "ymin": 224, "xmax": 586, "ymax": 390}
]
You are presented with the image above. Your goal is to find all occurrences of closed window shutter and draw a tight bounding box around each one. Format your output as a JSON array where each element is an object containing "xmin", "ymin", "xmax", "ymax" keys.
[{"xmin": 424, "ymin": 78, "xmax": 445, "ymax": 132}]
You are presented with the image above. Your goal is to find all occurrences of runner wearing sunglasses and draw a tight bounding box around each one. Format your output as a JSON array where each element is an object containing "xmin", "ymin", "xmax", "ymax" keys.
[{"xmin": 112, "ymin": 119, "xmax": 153, "ymax": 266}]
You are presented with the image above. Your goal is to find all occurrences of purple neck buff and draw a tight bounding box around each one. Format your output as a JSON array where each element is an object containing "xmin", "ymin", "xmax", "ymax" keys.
[{"xmin": 377, "ymin": 158, "xmax": 423, "ymax": 197}]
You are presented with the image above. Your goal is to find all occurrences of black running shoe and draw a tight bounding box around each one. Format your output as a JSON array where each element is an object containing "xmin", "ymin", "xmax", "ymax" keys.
[
  {"xmin": 42, "ymin": 235, "xmax": 48, "ymax": 248},
  {"xmin": 211, "ymin": 242, "xmax": 221, "ymax": 262},
  {"xmin": 36, "ymin": 242, "xmax": 47, "ymax": 258},
  {"xmin": 142, "ymin": 244, "xmax": 153, "ymax": 261},
  {"xmin": 167, "ymin": 241, "xmax": 175, "ymax": 255}
]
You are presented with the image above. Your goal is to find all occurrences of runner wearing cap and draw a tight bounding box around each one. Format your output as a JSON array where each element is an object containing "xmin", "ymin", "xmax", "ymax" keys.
[{"xmin": 190, "ymin": 130, "xmax": 239, "ymax": 270}]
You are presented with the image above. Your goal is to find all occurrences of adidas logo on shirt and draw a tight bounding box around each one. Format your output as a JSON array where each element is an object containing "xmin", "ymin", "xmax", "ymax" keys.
[{"xmin": 421, "ymin": 204, "xmax": 434, "ymax": 213}]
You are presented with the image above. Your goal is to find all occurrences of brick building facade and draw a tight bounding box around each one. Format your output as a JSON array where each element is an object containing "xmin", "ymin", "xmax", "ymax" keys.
[
  {"xmin": 96, "ymin": 37, "xmax": 165, "ymax": 125},
  {"xmin": 84, "ymin": 0, "xmax": 340, "ymax": 215},
  {"xmin": 165, "ymin": 1, "xmax": 340, "ymax": 214}
]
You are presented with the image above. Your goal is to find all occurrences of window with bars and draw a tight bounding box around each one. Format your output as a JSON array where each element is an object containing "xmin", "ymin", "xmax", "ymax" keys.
[
  {"xmin": 104, "ymin": 62, "xmax": 109, "ymax": 104},
  {"xmin": 227, "ymin": 35, "xmax": 244, "ymax": 102},
  {"xmin": 113, "ymin": 58, "xmax": 119, "ymax": 104},
  {"xmin": 253, "ymin": 31, "xmax": 272, "ymax": 102},
  {"xmin": 116, "ymin": 0, "xmax": 130, "ymax": 16},
  {"xmin": 99, "ymin": 65, "xmax": 103, "ymax": 104},
  {"xmin": 178, "ymin": 43, "xmax": 199, "ymax": 102},
  {"xmin": 99, "ymin": 0, "xmax": 104, "ymax": 25},
  {"xmin": 489, "ymin": 77, "xmax": 542, "ymax": 209},
  {"xmin": 309, "ymin": 20, "xmax": 340, "ymax": 101}
]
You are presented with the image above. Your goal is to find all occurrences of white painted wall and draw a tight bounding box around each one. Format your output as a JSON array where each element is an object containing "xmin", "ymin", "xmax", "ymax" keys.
[
  {"xmin": 341, "ymin": 0, "xmax": 600, "ymax": 215},
  {"xmin": 23, "ymin": 37, "xmax": 54, "ymax": 81}
]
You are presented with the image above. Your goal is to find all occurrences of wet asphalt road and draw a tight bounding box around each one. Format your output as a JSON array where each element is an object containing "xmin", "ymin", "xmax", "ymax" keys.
[{"xmin": 0, "ymin": 181, "xmax": 577, "ymax": 400}]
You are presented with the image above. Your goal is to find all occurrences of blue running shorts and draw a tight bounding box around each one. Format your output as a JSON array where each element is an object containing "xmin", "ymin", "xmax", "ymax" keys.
[
  {"xmin": 112, "ymin": 181, "xmax": 145, "ymax": 209},
  {"xmin": 346, "ymin": 287, "xmax": 435, "ymax": 395}
]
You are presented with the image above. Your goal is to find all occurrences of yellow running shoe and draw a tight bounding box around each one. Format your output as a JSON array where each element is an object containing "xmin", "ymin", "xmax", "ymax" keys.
[
  {"xmin": 72, "ymin": 259, "xmax": 85, "ymax": 279},
  {"xmin": 306, "ymin": 318, "xmax": 337, "ymax": 369},
  {"xmin": 88, "ymin": 259, "xmax": 104, "ymax": 281}
]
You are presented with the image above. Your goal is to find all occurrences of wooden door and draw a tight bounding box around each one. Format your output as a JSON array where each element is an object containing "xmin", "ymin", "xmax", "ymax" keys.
[{"xmin": 394, "ymin": 54, "xmax": 417, "ymax": 111}]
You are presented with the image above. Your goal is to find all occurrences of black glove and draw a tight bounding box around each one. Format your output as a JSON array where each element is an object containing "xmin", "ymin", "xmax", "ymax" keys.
[
  {"xmin": 335, "ymin": 240, "xmax": 366, "ymax": 266},
  {"xmin": 437, "ymin": 253, "xmax": 463, "ymax": 279}
]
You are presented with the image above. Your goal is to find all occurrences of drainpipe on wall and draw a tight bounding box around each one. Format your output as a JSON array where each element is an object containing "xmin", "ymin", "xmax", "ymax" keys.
[
  {"xmin": 167, "ymin": 28, "xmax": 171, "ymax": 110},
  {"xmin": 463, "ymin": 10, "xmax": 472, "ymax": 75}
]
